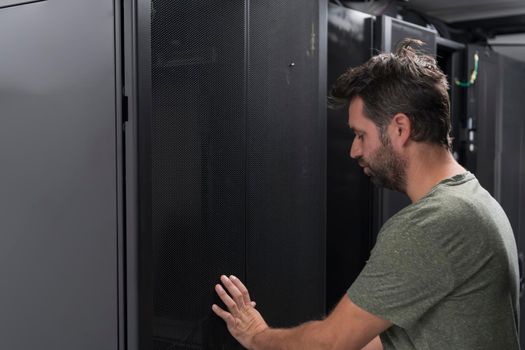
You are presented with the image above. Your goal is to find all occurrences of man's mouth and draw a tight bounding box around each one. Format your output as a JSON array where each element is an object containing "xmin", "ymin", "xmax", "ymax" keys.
[{"xmin": 357, "ymin": 159, "xmax": 370, "ymax": 175}]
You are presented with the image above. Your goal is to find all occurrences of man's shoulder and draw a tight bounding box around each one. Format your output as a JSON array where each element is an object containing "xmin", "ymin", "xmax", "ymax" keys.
[
  {"xmin": 375, "ymin": 186, "xmax": 486, "ymax": 257},
  {"xmin": 376, "ymin": 178, "xmax": 515, "ymax": 270},
  {"xmin": 384, "ymin": 179, "xmax": 489, "ymax": 234},
  {"xmin": 381, "ymin": 194, "xmax": 462, "ymax": 235}
]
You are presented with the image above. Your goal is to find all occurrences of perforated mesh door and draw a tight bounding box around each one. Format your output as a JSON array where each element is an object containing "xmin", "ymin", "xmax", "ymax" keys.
[
  {"xmin": 150, "ymin": 1, "xmax": 246, "ymax": 348},
  {"xmin": 246, "ymin": 0, "xmax": 325, "ymax": 328}
]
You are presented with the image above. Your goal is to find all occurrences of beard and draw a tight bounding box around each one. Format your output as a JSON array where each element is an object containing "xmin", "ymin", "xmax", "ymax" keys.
[{"xmin": 358, "ymin": 136, "xmax": 407, "ymax": 193}]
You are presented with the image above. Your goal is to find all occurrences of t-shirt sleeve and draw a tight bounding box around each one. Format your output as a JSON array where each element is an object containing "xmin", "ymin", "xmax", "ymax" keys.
[{"xmin": 347, "ymin": 222, "xmax": 454, "ymax": 329}]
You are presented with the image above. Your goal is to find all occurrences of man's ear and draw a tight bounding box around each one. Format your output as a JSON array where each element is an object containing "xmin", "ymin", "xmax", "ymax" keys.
[{"xmin": 390, "ymin": 113, "xmax": 411, "ymax": 147}]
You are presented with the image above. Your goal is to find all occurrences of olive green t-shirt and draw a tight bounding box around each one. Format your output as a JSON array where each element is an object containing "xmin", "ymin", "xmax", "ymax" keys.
[{"xmin": 348, "ymin": 172, "xmax": 520, "ymax": 349}]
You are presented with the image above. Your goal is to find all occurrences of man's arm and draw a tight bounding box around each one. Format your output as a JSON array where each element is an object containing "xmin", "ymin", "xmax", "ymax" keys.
[{"xmin": 212, "ymin": 275, "xmax": 391, "ymax": 350}]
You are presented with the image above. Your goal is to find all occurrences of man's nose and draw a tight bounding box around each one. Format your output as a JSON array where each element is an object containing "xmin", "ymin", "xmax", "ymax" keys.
[{"xmin": 350, "ymin": 138, "xmax": 361, "ymax": 159}]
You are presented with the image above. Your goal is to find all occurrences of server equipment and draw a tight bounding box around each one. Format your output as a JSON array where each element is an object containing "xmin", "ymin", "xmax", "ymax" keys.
[{"xmin": 0, "ymin": 0, "xmax": 327, "ymax": 349}]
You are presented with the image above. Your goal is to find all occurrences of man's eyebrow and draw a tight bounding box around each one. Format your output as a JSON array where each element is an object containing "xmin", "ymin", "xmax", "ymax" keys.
[{"xmin": 348, "ymin": 124, "xmax": 364, "ymax": 133}]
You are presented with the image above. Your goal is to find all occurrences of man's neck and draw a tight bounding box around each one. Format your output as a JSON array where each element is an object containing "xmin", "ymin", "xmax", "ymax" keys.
[{"xmin": 404, "ymin": 144, "xmax": 466, "ymax": 203}]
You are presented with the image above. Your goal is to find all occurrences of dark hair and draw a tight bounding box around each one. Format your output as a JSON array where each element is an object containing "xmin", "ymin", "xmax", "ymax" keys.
[{"xmin": 329, "ymin": 38, "xmax": 452, "ymax": 149}]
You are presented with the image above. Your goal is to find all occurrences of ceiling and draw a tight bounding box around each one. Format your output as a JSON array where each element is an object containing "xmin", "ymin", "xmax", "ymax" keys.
[
  {"xmin": 403, "ymin": 0, "xmax": 525, "ymax": 23},
  {"xmin": 403, "ymin": 0, "xmax": 525, "ymax": 63}
]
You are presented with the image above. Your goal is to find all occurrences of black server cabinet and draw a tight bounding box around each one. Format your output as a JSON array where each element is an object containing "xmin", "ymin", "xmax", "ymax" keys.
[
  {"xmin": 464, "ymin": 44, "xmax": 500, "ymax": 193},
  {"xmin": 123, "ymin": 1, "xmax": 327, "ymax": 349},
  {"xmin": 435, "ymin": 37, "xmax": 467, "ymax": 165},
  {"xmin": 498, "ymin": 54, "xmax": 525, "ymax": 347},
  {"xmin": 462, "ymin": 46, "xmax": 525, "ymax": 346}
]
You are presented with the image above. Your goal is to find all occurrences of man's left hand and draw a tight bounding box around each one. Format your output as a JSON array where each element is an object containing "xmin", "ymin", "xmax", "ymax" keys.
[{"xmin": 212, "ymin": 275, "xmax": 269, "ymax": 349}]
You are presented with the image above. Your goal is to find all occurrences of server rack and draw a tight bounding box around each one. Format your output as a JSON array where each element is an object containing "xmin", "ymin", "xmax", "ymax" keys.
[
  {"xmin": 123, "ymin": 1, "xmax": 327, "ymax": 349},
  {"xmin": 462, "ymin": 45, "xmax": 525, "ymax": 345},
  {"xmin": 6, "ymin": 1, "xmax": 522, "ymax": 349},
  {"xmin": 0, "ymin": 0, "xmax": 327, "ymax": 349}
]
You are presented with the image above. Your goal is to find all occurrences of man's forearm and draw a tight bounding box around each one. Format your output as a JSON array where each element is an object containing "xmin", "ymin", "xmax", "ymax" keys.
[
  {"xmin": 251, "ymin": 320, "xmax": 331, "ymax": 350},
  {"xmin": 213, "ymin": 275, "xmax": 388, "ymax": 350}
]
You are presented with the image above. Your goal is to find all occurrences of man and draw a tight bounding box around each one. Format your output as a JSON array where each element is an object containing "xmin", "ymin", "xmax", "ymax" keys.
[{"xmin": 211, "ymin": 39, "xmax": 520, "ymax": 349}]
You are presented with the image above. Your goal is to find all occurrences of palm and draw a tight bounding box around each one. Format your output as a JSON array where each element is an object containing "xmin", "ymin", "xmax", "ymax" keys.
[{"xmin": 212, "ymin": 275, "xmax": 269, "ymax": 349}]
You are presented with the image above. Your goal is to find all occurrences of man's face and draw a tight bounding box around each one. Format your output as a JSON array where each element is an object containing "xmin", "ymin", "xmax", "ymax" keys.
[{"xmin": 348, "ymin": 97, "xmax": 407, "ymax": 193}]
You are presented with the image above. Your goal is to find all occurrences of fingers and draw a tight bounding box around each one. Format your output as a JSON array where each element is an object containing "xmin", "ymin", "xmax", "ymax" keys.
[
  {"xmin": 212, "ymin": 304, "xmax": 235, "ymax": 326},
  {"xmin": 214, "ymin": 275, "xmax": 256, "ymax": 322},
  {"xmin": 220, "ymin": 275, "xmax": 247, "ymax": 308},
  {"xmin": 229, "ymin": 275, "xmax": 252, "ymax": 306},
  {"xmin": 213, "ymin": 276, "xmax": 267, "ymax": 348},
  {"xmin": 215, "ymin": 283, "xmax": 239, "ymax": 315}
]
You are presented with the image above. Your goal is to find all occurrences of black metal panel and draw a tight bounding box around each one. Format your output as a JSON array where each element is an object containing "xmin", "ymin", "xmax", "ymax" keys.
[
  {"xmin": 466, "ymin": 45, "xmax": 500, "ymax": 193},
  {"xmin": 461, "ymin": 47, "xmax": 525, "ymax": 344},
  {"xmin": 498, "ymin": 55, "xmax": 525, "ymax": 346},
  {"xmin": 326, "ymin": 4, "xmax": 375, "ymax": 312},
  {"xmin": 451, "ymin": 15, "xmax": 525, "ymax": 37},
  {"xmin": 0, "ymin": 0, "xmax": 118, "ymax": 349},
  {"xmin": 436, "ymin": 41, "xmax": 467, "ymax": 165},
  {"xmin": 246, "ymin": 0, "xmax": 326, "ymax": 328},
  {"xmin": 147, "ymin": 1, "xmax": 247, "ymax": 349},
  {"xmin": 134, "ymin": 1, "xmax": 325, "ymax": 348},
  {"xmin": 499, "ymin": 54, "xmax": 525, "ymax": 246},
  {"xmin": 376, "ymin": 15, "xmax": 437, "ymax": 55}
]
